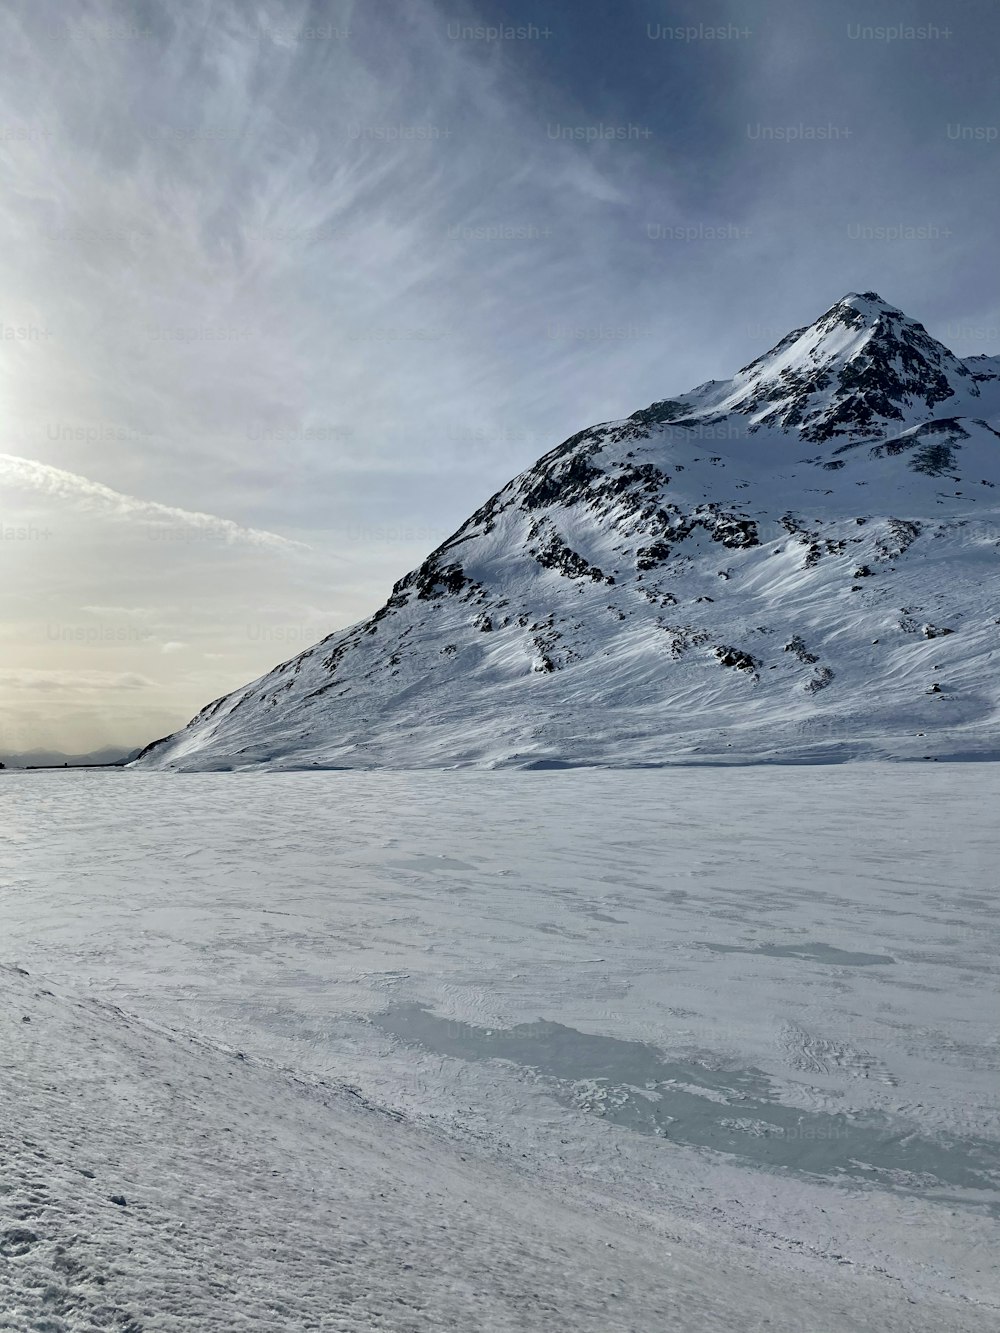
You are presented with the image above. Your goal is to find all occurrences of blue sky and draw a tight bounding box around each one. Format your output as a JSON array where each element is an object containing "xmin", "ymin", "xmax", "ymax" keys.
[{"xmin": 1, "ymin": 0, "xmax": 998, "ymax": 751}]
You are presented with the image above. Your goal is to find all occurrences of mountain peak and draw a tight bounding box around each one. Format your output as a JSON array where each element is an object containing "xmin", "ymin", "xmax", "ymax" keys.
[
  {"xmin": 825, "ymin": 291, "xmax": 908, "ymax": 331},
  {"xmin": 724, "ymin": 293, "xmax": 974, "ymax": 441},
  {"xmin": 836, "ymin": 290, "xmax": 894, "ymax": 312}
]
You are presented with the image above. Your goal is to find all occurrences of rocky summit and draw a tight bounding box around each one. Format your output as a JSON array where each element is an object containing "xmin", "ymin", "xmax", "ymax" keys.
[{"xmin": 133, "ymin": 294, "xmax": 1000, "ymax": 769}]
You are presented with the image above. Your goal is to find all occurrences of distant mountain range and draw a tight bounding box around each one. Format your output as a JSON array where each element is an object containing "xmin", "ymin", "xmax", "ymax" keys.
[
  {"xmin": 132, "ymin": 293, "xmax": 1000, "ymax": 769},
  {"xmin": 2, "ymin": 745, "xmax": 139, "ymax": 769}
]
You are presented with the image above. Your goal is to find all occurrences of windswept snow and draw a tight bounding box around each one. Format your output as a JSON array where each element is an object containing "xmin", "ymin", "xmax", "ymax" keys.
[{"xmin": 2, "ymin": 766, "xmax": 998, "ymax": 1330}]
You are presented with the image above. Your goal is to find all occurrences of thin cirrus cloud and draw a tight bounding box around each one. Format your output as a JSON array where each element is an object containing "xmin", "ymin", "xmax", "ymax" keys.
[
  {"xmin": 0, "ymin": 453, "xmax": 304, "ymax": 549},
  {"xmin": 1, "ymin": 0, "xmax": 998, "ymax": 753}
]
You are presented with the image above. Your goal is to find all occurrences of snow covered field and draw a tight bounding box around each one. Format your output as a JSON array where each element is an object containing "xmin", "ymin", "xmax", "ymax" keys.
[{"xmin": 2, "ymin": 765, "xmax": 998, "ymax": 1330}]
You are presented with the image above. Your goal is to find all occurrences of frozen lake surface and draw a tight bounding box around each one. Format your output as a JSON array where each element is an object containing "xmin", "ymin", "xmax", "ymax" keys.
[{"xmin": 2, "ymin": 766, "xmax": 998, "ymax": 1330}]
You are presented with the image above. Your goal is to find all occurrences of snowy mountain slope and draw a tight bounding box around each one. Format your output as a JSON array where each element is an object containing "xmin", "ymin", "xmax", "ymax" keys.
[{"xmin": 134, "ymin": 293, "xmax": 1000, "ymax": 770}]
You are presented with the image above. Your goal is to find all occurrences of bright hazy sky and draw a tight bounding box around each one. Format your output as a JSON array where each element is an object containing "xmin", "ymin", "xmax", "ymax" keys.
[{"xmin": 1, "ymin": 0, "xmax": 998, "ymax": 754}]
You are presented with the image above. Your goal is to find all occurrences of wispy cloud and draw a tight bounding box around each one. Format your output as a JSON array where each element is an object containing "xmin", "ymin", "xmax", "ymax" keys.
[{"xmin": 0, "ymin": 453, "xmax": 304, "ymax": 548}]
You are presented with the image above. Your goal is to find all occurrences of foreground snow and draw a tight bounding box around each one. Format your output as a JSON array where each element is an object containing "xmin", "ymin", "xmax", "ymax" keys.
[{"xmin": 2, "ymin": 766, "xmax": 998, "ymax": 1330}]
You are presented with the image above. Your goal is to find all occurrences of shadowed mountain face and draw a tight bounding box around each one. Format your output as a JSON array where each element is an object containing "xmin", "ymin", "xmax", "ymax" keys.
[{"xmin": 134, "ymin": 294, "xmax": 1000, "ymax": 770}]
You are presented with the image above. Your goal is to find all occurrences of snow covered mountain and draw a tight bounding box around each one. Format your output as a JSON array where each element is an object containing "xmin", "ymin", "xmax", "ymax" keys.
[{"xmin": 134, "ymin": 293, "xmax": 1000, "ymax": 770}]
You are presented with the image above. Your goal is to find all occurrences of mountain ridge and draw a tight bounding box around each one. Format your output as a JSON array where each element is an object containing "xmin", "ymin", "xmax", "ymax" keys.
[{"xmin": 133, "ymin": 294, "xmax": 1000, "ymax": 770}]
